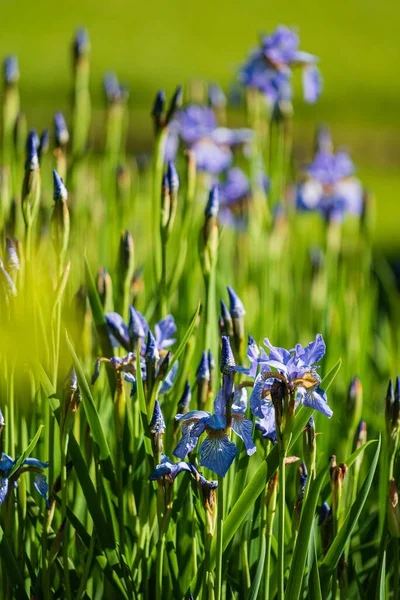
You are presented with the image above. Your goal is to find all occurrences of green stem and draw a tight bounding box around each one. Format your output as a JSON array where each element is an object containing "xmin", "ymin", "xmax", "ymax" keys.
[
  {"xmin": 61, "ymin": 434, "xmax": 72, "ymax": 600},
  {"xmin": 394, "ymin": 539, "xmax": 399, "ymax": 600},
  {"xmin": 215, "ymin": 476, "xmax": 225, "ymax": 600},
  {"xmin": 160, "ymin": 237, "xmax": 168, "ymax": 318},
  {"xmin": 204, "ymin": 264, "xmax": 217, "ymax": 361},
  {"xmin": 278, "ymin": 452, "xmax": 286, "ymax": 600}
]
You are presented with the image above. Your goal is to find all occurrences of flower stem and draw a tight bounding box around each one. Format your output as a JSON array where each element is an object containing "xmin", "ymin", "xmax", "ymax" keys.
[
  {"xmin": 215, "ymin": 475, "xmax": 225, "ymax": 600},
  {"xmin": 278, "ymin": 452, "xmax": 286, "ymax": 600},
  {"xmin": 61, "ymin": 434, "xmax": 72, "ymax": 600}
]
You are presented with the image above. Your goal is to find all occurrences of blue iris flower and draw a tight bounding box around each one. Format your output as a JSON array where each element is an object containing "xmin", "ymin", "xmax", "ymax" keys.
[
  {"xmin": 164, "ymin": 104, "xmax": 253, "ymax": 175},
  {"xmin": 0, "ymin": 452, "xmax": 49, "ymax": 507},
  {"xmin": 173, "ymin": 387, "xmax": 256, "ymax": 478},
  {"xmin": 148, "ymin": 454, "xmax": 192, "ymax": 483},
  {"xmin": 105, "ymin": 307, "xmax": 176, "ymax": 352},
  {"xmin": 250, "ymin": 334, "xmax": 332, "ymax": 429},
  {"xmin": 296, "ymin": 129, "xmax": 364, "ymax": 221},
  {"xmin": 240, "ymin": 25, "xmax": 322, "ymax": 106}
]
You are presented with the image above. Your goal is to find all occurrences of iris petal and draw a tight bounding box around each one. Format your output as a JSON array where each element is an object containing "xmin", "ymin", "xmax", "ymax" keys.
[
  {"xmin": 199, "ymin": 434, "xmax": 238, "ymax": 478},
  {"xmin": 301, "ymin": 386, "xmax": 332, "ymax": 418},
  {"xmin": 0, "ymin": 477, "xmax": 9, "ymax": 505},
  {"xmin": 231, "ymin": 415, "xmax": 256, "ymax": 456}
]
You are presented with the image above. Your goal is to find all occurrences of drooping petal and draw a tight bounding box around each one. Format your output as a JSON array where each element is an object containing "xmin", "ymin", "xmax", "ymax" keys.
[
  {"xmin": 0, "ymin": 477, "xmax": 9, "ymax": 505},
  {"xmin": 250, "ymin": 372, "xmax": 271, "ymax": 418},
  {"xmin": 231, "ymin": 414, "xmax": 256, "ymax": 456},
  {"xmin": 23, "ymin": 458, "xmax": 50, "ymax": 469},
  {"xmin": 105, "ymin": 312, "xmax": 130, "ymax": 349},
  {"xmin": 302, "ymin": 65, "xmax": 322, "ymax": 104},
  {"xmin": 173, "ymin": 411, "xmax": 210, "ymax": 459},
  {"xmin": 154, "ymin": 314, "xmax": 177, "ymax": 350},
  {"xmin": 256, "ymin": 404, "xmax": 277, "ymax": 441},
  {"xmin": 0, "ymin": 453, "xmax": 15, "ymax": 473},
  {"xmin": 199, "ymin": 434, "xmax": 238, "ymax": 478},
  {"xmin": 160, "ymin": 361, "xmax": 179, "ymax": 395},
  {"xmin": 34, "ymin": 473, "xmax": 50, "ymax": 508},
  {"xmin": 301, "ymin": 386, "xmax": 332, "ymax": 418},
  {"xmin": 149, "ymin": 455, "xmax": 192, "ymax": 481}
]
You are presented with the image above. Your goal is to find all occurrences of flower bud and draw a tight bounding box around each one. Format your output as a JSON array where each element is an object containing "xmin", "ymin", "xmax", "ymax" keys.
[
  {"xmin": 149, "ymin": 400, "xmax": 166, "ymax": 459},
  {"xmin": 200, "ymin": 186, "xmax": 219, "ymax": 278},
  {"xmin": 5, "ymin": 238, "xmax": 20, "ymax": 277},
  {"xmin": 219, "ymin": 300, "xmax": 233, "ymax": 337},
  {"xmin": 4, "ymin": 56, "xmax": 19, "ymax": 86},
  {"xmin": 60, "ymin": 366, "xmax": 81, "ymax": 440},
  {"xmin": 208, "ymin": 350, "xmax": 215, "ymax": 393},
  {"xmin": 227, "ymin": 286, "xmax": 245, "ymax": 357},
  {"xmin": 151, "ymin": 90, "xmax": 166, "ymax": 133},
  {"xmin": 38, "ymin": 128, "xmax": 50, "ymax": 163},
  {"xmin": 51, "ymin": 170, "xmax": 70, "ymax": 265},
  {"xmin": 196, "ymin": 351, "xmax": 210, "ymax": 408},
  {"xmin": 97, "ymin": 267, "xmax": 113, "ymax": 312},
  {"xmin": 54, "ymin": 111, "xmax": 69, "ymax": 149},
  {"xmin": 303, "ymin": 416, "xmax": 316, "ymax": 477},
  {"xmin": 177, "ymin": 380, "xmax": 191, "ymax": 414},
  {"xmin": 117, "ymin": 230, "xmax": 135, "ymax": 318},
  {"xmin": 165, "ymin": 85, "xmax": 183, "ymax": 125},
  {"xmin": 318, "ymin": 502, "xmax": 333, "ymax": 553},
  {"xmin": 73, "ymin": 27, "xmax": 90, "ymax": 63}
]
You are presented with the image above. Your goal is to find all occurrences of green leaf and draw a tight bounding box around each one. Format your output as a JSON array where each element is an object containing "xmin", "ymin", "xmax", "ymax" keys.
[
  {"xmin": 65, "ymin": 332, "xmax": 110, "ymax": 459},
  {"xmin": 321, "ymin": 357, "xmax": 342, "ymax": 391},
  {"xmin": 84, "ymin": 253, "xmax": 114, "ymax": 358},
  {"xmin": 36, "ymin": 362, "xmax": 116, "ymax": 550},
  {"xmin": 135, "ymin": 345, "xmax": 155, "ymax": 472},
  {"xmin": 246, "ymin": 533, "xmax": 266, "ymax": 600},
  {"xmin": 0, "ymin": 525, "xmax": 29, "ymax": 599},
  {"xmin": 321, "ymin": 435, "xmax": 381, "ymax": 573},
  {"xmin": 285, "ymin": 467, "xmax": 328, "ymax": 600},
  {"xmin": 8, "ymin": 425, "xmax": 44, "ymax": 478}
]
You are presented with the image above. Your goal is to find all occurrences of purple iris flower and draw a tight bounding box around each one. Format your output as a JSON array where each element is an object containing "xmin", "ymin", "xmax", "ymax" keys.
[
  {"xmin": 148, "ymin": 454, "xmax": 192, "ymax": 482},
  {"xmin": 0, "ymin": 452, "xmax": 49, "ymax": 507},
  {"xmin": 105, "ymin": 308, "xmax": 176, "ymax": 352},
  {"xmin": 296, "ymin": 138, "xmax": 364, "ymax": 220},
  {"xmin": 261, "ymin": 25, "xmax": 317, "ymax": 68},
  {"xmin": 240, "ymin": 25, "xmax": 322, "ymax": 105},
  {"xmin": 250, "ymin": 334, "xmax": 332, "ymax": 424},
  {"xmin": 166, "ymin": 104, "xmax": 253, "ymax": 175},
  {"xmin": 173, "ymin": 387, "xmax": 256, "ymax": 478},
  {"xmin": 177, "ymin": 105, "xmax": 216, "ymax": 144},
  {"xmin": 218, "ymin": 168, "xmax": 251, "ymax": 228}
]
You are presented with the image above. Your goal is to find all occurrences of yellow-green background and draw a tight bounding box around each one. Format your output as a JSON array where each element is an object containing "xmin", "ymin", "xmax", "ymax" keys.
[{"xmin": 1, "ymin": 0, "xmax": 399, "ymax": 250}]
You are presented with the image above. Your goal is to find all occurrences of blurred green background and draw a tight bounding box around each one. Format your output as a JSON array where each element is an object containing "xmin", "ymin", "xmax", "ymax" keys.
[{"xmin": 1, "ymin": 0, "xmax": 399, "ymax": 250}]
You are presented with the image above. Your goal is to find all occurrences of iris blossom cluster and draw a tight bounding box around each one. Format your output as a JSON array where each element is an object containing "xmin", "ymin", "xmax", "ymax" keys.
[
  {"xmin": 248, "ymin": 334, "xmax": 332, "ymax": 441},
  {"xmin": 92, "ymin": 308, "xmax": 178, "ymax": 395},
  {"xmin": 165, "ymin": 104, "xmax": 253, "ymax": 175},
  {"xmin": 240, "ymin": 25, "xmax": 322, "ymax": 110},
  {"xmin": 296, "ymin": 127, "xmax": 364, "ymax": 221},
  {"xmin": 173, "ymin": 337, "xmax": 256, "ymax": 477}
]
